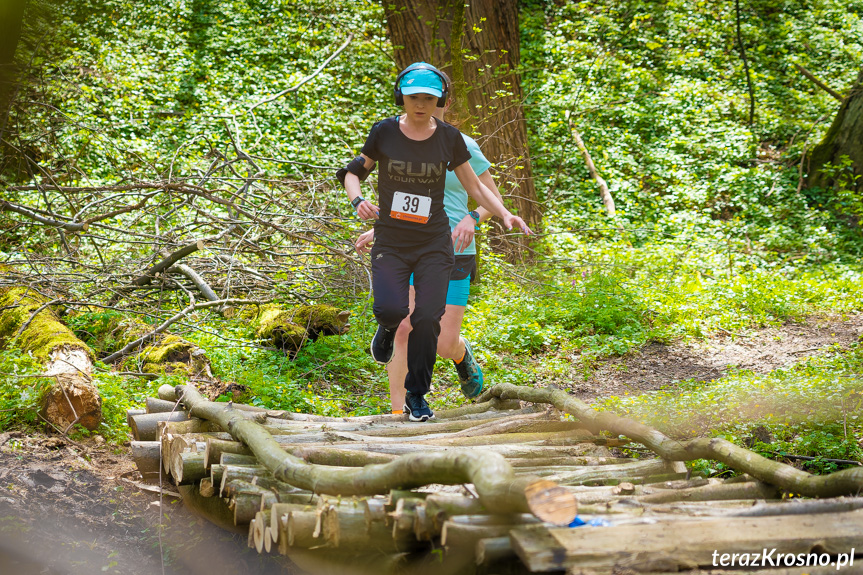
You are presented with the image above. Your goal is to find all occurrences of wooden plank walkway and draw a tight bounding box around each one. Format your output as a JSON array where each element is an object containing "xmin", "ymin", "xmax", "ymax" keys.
[{"xmin": 126, "ymin": 384, "xmax": 863, "ymax": 574}]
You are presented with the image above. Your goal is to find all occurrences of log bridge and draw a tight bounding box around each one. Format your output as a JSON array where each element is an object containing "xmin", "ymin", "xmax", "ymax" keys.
[{"xmin": 127, "ymin": 383, "xmax": 863, "ymax": 574}]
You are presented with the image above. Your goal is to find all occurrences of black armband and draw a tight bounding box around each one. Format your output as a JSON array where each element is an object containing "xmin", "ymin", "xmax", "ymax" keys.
[{"xmin": 336, "ymin": 155, "xmax": 375, "ymax": 187}]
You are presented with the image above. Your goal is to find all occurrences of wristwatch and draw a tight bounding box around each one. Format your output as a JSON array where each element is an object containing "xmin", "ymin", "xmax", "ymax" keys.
[
  {"xmin": 469, "ymin": 210, "xmax": 481, "ymax": 229},
  {"xmin": 351, "ymin": 196, "xmax": 366, "ymax": 209}
]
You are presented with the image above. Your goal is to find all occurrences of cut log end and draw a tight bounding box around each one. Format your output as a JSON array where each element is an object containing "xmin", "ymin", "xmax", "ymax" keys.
[
  {"xmin": 40, "ymin": 377, "xmax": 102, "ymax": 431},
  {"xmin": 524, "ymin": 479, "xmax": 577, "ymax": 526}
]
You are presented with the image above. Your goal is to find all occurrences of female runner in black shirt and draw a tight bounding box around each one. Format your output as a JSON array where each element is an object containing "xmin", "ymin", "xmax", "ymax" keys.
[{"xmin": 339, "ymin": 62, "xmax": 531, "ymax": 421}]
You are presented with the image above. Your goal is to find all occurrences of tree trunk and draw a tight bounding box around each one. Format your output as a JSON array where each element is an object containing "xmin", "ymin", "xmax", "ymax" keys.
[
  {"xmin": 807, "ymin": 67, "xmax": 863, "ymax": 194},
  {"xmin": 384, "ymin": 0, "xmax": 541, "ymax": 258},
  {"xmin": 0, "ymin": 0, "xmax": 26, "ymax": 142}
]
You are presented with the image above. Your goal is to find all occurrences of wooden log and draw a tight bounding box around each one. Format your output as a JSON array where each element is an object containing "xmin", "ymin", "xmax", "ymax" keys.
[
  {"xmin": 567, "ymin": 484, "xmax": 645, "ymax": 505},
  {"xmin": 289, "ymin": 446, "xmax": 397, "ymax": 466},
  {"xmin": 247, "ymin": 518, "xmax": 256, "ymax": 549},
  {"xmin": 253, "ymin": 510, "xmax": 268, "ymax": 553},
  {"xmin": 268, "ymin": 502, "xmax": 317, "ymax": 546},
  {"xmin": 264, "ymin": 397, "xmax": 524, "ymax": 423},
  {"xmin": 146, "ymin": 397, "xmax": 179, "ymax": 413},
  {"xmin": 130, "ymin": 411, "xmax": 191, "ymax": 441},
  {"xmin": 645, "ymin": 477, "xmax": 712, "ymax": 490},
  {"xmin": 424, "ymin": 494, "xmax": 486, "ymax": 529},
  {"xmin": 228, "ymin": 482, "xmax": 272, "ymax": 525},
  {"xmin": 219, "ymin": 465, "xmax": 271, "ymax": 497},
  {"xmin": 0, "ymin": 288, "xmax": 101, "ymax": 431},
  {"xmin": 528, "ymin": 459, "xmax": 688, "ymax": 486},
  {"xmin": 126, "ymin": 409, "xmax": 145, "ymax": 429},
  {"xmin": 210, "ymin": 464, "xmax": 224, "ymax": 485},
  {"xmin": 130, "ymin": 440, "xmax": 161, "ymax": 475},
  {"xmin": 160, "ymin": 418, "xmax": 223, "ymax": 436},
  {"xmin": 171, "ymin": 451, "xmax": 207, "ymax": 485},
  {"xmin": 204, "ymin": 438, "xmax": 252, "ymax": 468},
  {"xmin": 220, "ymin": 453, "xmax": 258, "ymax": 466},
  {"xmin": 243, "ymin": 441, "xmax": 606, "ymax": 459},
  {"xmin": 734, "ymin": 496, "xmax": 863, "ymax": 517},
  {"xmin": 175, "ymin": 384, "xmax": 578, "ymax": 525},
  {"xmin": 364, "ymin": 497, "xmax": 390, "ymax": 529},
  {"xmin": 221, "ymin": 472, "xmax": 309, "ymax": 503},
  {"xmin": 390, "ymin": 497, "xmax": 423, "ymax": 541},
  {"xmin": 317, "ymin": 500, "xmax": 420, "ymax": 552},
  {"xmin": 510, "ymin": 508, "xmax": 863, "ymax": 572},
  {"xmin": 260, "ymin": 490, "xmax": 279, "ymax": 511},
  {"xmin": 207, "ymin": 439, "xmax": 399, "ymax": 467},
  {"xmin": 287, "ymin": 510, "xmax": 322, "ymax": 548},
  {"xmin": 199, "ymin": 477, "xmax": 215, "ymax": 497},
  {"xmin": 508, "ymin": 456, "xmax": 633, "ymax": 468},
  {"xmin": 638, "ymin": 480, "xmax": 781, "ymax": 504},
  {"xmin": 165, "ymin": 434, "xmax": 203, "ymax": 479}
]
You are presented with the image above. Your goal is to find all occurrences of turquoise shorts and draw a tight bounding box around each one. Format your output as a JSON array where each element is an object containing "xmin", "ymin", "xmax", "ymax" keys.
[
  {"xmin": 409, "ymin": 254, "xmax": 475, "ymax": 307},
  {"xmin": 409, "ymin": 275, "xmax": 471, "ymax": 306}
]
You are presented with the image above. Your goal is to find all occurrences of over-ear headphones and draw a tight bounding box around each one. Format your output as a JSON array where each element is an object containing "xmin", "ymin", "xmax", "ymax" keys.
[{"xmin": 393, "ymin": 62, "xmax": 449, "ymax": 108}]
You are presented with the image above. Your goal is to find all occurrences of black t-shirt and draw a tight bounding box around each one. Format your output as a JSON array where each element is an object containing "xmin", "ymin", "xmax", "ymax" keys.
[{"xmin": 361, "ymin": 116, "xmax": 471, "ymax": 246}]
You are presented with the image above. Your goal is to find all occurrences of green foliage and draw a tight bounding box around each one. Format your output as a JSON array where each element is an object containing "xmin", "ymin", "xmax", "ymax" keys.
[
  {"xmin": 521, "ymin": 0, "xmax": 863, "ymax": 257},
  {"xmin": 0, "ymin": 350, "xmax": 53, "ymax": 429}
]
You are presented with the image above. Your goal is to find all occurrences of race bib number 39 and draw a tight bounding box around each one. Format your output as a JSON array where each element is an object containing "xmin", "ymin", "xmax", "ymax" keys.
[{"xmin": 391, "ymin": 191, "xmax": 431, "ymax": 224}]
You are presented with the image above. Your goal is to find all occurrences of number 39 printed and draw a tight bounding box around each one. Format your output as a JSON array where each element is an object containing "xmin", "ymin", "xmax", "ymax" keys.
[{"xmin": 391, "ymin": 191, "xmax": 431, "ymax": 224}]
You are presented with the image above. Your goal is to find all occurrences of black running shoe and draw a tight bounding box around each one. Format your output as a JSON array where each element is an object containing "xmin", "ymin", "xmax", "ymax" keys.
[
  {"xmin": 454, "ymin": 338, "xmax": 484, "ymax": 398},
  {"xmin": 403, "ymin": 391, "xmax": 434, "ymax": 422},
  {"xmin": 370, "ymin": 324, "xmax": 396, "ymax": 364}
]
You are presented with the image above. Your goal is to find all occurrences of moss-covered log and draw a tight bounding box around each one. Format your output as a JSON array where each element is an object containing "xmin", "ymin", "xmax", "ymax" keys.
[
  {"xmin": 481, "ymin": 382, "xmax": 863, "ymax": 498},
  {"xmin": 71, "ymin": 310, "xmax": 217, "ymax": 379},
  {"xmin": 0, "ymin": 287, "xmax": 101, "ymax": 430},
  {"xmin": 175, "ymin": 384, "xmax": 578, "ymax": 525},
  {"xmin": 251, "ymin": 303, "xmax": 349, "ymax": 355}
]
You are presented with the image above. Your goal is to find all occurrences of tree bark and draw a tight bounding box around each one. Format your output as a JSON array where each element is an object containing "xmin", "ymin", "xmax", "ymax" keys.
[
  {"xmin": 807, "ymin": 67, "xmax": 863, "ymax": 194},
  {"xmin": 383, "ymin": 0, "xmax": 541, "ymax": 257},
  {"xmin": 0, "ymin": 0, "xmax": 26, "ymax": 144}
]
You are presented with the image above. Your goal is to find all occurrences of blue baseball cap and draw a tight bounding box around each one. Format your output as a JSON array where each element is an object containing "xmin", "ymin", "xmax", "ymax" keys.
[{"xmin": 399, "ymin": 68, "xmax": 444, "ymax": 98}]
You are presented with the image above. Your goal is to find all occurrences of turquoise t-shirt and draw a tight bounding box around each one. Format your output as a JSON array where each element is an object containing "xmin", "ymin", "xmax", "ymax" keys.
[{"xmin": 443, "ymin": 134, "xmax": 492, "ymax": 255}]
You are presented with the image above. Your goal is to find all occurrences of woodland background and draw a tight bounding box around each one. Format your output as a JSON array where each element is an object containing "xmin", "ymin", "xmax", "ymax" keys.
[{"xmin": 1, "ymin": 0, "xmax": 863, "ymax": 475}]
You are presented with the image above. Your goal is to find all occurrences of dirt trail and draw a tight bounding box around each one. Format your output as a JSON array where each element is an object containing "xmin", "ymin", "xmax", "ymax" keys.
[{"xmin": 574, "ymin": 314, "xmax": 863, "ymax": 400}]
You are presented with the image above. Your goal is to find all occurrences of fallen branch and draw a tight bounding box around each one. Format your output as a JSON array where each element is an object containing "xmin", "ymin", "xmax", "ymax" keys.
[
  {"xmin": 170, "ymin": 263, "xmax": 220, "ymax": 303},
  {"xmin": 480, "ymin": 383, "xmax": 863, "ymax": 498},
  {"xmin": 247, "ymin": 33, "xmax": 355, "ymax": 112},
  {"xmin": 565, "ymin": 112, "xmax": 615, "ymax": 216},
  {"xmin": 0, "ymin": 200, "xmax": 87, "ymax": 231},
  {"xmin": 794, "ymin": 63, "xmax": 845, "ymax": 101},
  {"xmin": 133, "ymin": 240, "xmax": 206, "ymax": 287}
]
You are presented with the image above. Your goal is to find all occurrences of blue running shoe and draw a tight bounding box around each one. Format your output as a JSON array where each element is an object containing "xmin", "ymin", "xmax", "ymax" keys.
[
  {"xmin": 403, "ymin": 391, "xmax": 434, "ymax": 422},
  {"xmin": 454, "ymin": 338, "xmax": 484, "ymax": 398}
]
